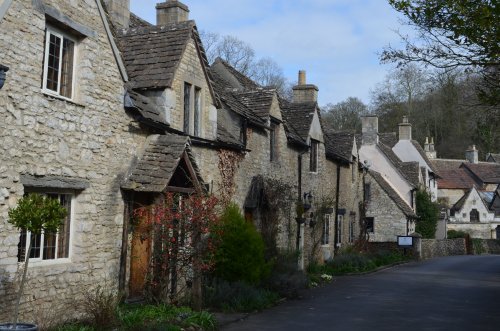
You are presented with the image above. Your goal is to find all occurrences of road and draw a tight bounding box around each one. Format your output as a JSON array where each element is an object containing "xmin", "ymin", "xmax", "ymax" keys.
[{"xmin": 222, "ymin": 255, "xmax": 500, "ymax": 331}]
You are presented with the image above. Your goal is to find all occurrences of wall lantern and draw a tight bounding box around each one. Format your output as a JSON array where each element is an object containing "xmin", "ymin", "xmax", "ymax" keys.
[
  {"xmin": 303, "ymin": 192, "xmax": 313, "ymax": 211},
  {"xmin": 0, "ymin": 64, "xmax": 9, "ymax": 90}
]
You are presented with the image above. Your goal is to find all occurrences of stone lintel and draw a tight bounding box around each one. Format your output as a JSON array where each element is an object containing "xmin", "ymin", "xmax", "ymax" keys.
[
  {"xmin": 42, "ymin": 3, "xmax": 97, "ymax": 38},
  {"xmin": 21, "ymin": 174, "xmax": 90, "ymax": 190}
]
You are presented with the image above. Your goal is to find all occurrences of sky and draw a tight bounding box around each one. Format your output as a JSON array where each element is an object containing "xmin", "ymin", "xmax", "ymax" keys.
[{"xmin": 130, "ymin": 0, "xmax": 411, "ymax": 107}]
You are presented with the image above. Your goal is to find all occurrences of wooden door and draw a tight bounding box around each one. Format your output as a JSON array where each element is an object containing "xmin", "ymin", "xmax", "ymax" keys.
[{"xmin": 129, "ymin": 212, "xmax": 151, "ymax": 298}]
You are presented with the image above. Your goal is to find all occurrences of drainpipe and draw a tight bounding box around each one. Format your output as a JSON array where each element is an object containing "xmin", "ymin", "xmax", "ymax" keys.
[{"xmin": 333, "ymin": 163, "xmax": 341, "ymax": 254}]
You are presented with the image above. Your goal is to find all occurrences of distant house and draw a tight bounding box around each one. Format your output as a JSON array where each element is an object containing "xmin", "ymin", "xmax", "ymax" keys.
[{"xmin": 486, "ymin": 153, "xmax": 500, "ymax": 164}]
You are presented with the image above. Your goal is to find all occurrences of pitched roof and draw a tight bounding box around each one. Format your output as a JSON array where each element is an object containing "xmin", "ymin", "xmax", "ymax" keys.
[
  {"xmin": 410, "ymin": 140, "xmax": 440, "ymax": 175},
  {"xmin": 117, "ymin": 21, "xmax": 195, "ymax": 90},
  {"xmin": 436, "ymin": 168, "xmax": 480, "ymax": 189},
  {"xmin": 461, "ymin": 162, "xmax": 500, "ymax": 184},
  {"xmin": 280, "ymin": 100, "xmax": 317, "ymax": 141},
  {"xmin": 217, "ymin": 120, "xmax": 242, "ymax": 147},
  {"xmin": 379, "ymin": 133, "xmax": 398, "ymax": 148},
  {"xmin": 212, "ymin": 58, "xmax": 260, "ymax": 90},
  {"xmin": 451, "ymin": 187, "xmax": 492, "ymax": 214},
  {"xmin": 234, "ymin": 89, "xmax": 276, "ymax": 119},
  {"xmin": 122, "ymin": 134, "xmax": 203, "ymax": 192},
  {"xmin": 129, "ymin": 13, "xmax": 152, "ymax": 29},
  {"xmin": 432, "ymin": 158, "xmax": 465, "ymax": 172},
  {"xmin": 125, "ymin": 88, "xmax": 167, "ymax": 126},
  {"xmin": 324, "ymin": 131, "xmax": 355, "ymax": 164},
  {"xmin": 369, "ymin": 170, "xmax": 417, "ymax": 218},
  {"xmin": 401, "ymin": 162, "xmax": 421, "ymax": 187},
  {"xmin": 377, "ymin": 142, "xmax": 416, "ymax": 188},
  {"xmin": 487, "ymin": 153, "xmax": 500, "ymax": 163}
]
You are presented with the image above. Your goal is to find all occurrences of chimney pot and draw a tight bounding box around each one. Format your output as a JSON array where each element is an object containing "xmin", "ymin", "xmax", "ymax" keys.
[
  {"xmin": 361, "ymin": 115, "xmax": 379, "ymax": 145},
  {"xmin": 298, "ymin": 70, "xmax": 306, "ymax": 85},
  {"xmin": 292, "ymin": 70, "xmax": 318, "ymax": 103}
]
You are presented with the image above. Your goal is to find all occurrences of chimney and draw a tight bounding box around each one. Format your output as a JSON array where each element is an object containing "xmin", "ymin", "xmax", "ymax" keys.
[
  {"xmin": 426, "ymin": 137, "xmax": 437, "ymax": 159},
  {"xmin": 361, "ymin": 115, "xmax": 379, "ymax": 146},
  {"xmin": 104, "ymin": 0, "xmax": 130, "ymax": 30},
  {"xmin": 398, "ymin": 116, "xmax": 412, "ymax": 140},
  {"xmin": 466, "ymin": 145, "xmax": 479, "ymax": 164},
  {"xmin": 292, "ymin": 70, "xmax": 318, "ymax": 103},
  {"xmin": 156, "ymin": 0, "xmax": 190, "ymax": 25}
]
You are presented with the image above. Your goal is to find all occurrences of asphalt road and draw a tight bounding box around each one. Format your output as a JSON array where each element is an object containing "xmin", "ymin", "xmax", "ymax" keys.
[{"xmin": 222, "ymin": 255, "xmax": 500, "ymax": 331}]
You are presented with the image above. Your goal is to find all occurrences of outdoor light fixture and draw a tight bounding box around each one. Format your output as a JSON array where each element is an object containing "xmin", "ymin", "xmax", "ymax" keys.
[
  {"xmin": 303, "ymin": 191, "xmax": 313, "ymax": 210},
  {"xmin": 0, "ymin": 64, "xmax": 9, "ymax": 90}
]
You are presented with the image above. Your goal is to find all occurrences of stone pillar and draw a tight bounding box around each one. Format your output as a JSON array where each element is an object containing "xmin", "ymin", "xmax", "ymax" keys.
[
  {"xmin": 398, "ymin": 116, "xmax": 412, "ymax": 140},
  {"xmin": 412, "ymin": 233, "xmax": 422, "ymax": 260},
  {"xmin": 292, "ymin": 70, "xmax": 319, "ymax": 103},
  {"xmin": 361, "ymin": 115, "xmax": 379, "ymax": 145},
  {"xmin": 156, "ymin": 0, "xmax": 190, "ymax": 25},
  {"xmin": 103, "ymin": 0, "xmax": 130, "ymax": 30}
]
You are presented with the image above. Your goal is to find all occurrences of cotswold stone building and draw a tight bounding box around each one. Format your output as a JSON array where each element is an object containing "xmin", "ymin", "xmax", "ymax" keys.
[{"xmin": 0, "ymin": 0, "xmax": 383, "ymax": 322}]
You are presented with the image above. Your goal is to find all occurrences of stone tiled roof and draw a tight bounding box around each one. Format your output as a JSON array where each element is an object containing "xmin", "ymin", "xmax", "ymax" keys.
[
  {"xmin": 401, "ymin": 162, "xmax": 421, "ymax": 187},
  {"xmin": 461, "ymin": 162, "xmax": 500, "ymax": 184},
  {"xmin": 324, "ymin": 131, "xmax": 355, "ymax": 164},
  {"xmin": 125, "ymin": 88, "xmax": 167, "ymax": 126},
  {"xmin": 377, "ymin": 142, "xmax": 416, "ymax": 188},
  {"xmin": 129, "ymin": 13, "xmax": 152, "ymax": 29},
  {"xmin": 213, "ymin": 58, "xmax": 260, "ymax": 90},
  {"xmin": 436, "ymin": 168, "xmax": 479, "ymax": 189},
  {"xmin": 122, "ymin": 134, "xmax": 203, "ymax": 192},
  {"xmin": 210, "ymin": 69, "xmax": 266, "ymax": 127},
  {"xmin": 234, "ymin": 89, "xmax": 276, "ymax": 120},
  {"xmin": 410, "ymin": 140, "xmax": 440, "ymax": 175},
  {"xmin": 217, "ymin": 120, "xmax": 242, "ymax": 147},
  {"xmin": 432, "ymin": 159, "xmax": 465, "ymax": 171},
  {"xmin": 280, "ymin": 100, "xmax": 317, "ymax": 141},
  {"xmin": 379, "ymin": 133, "xmax": 398, "ymax": 148},
  {"xmin": 118, "ymin": 21, "xmax": 195, "ymax": 89},
  {"xmin": 369, "ymin": 170, "xmax": 417, "ymax": 218},
  {"xmin": 487, "ymin": 153, "xmax": 500, "ymax": 163}
]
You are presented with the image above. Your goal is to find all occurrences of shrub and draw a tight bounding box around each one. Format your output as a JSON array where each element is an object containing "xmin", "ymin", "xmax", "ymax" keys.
[
  {"xmin": 415, "ymin": 189, "xmax": 439, "ymax": 238},
  {"xmin": 203, "ymin": 278, "xmax": 279, "ymax": 312},
  {"xmin": 264, "ymin": 249, "xmax": 308, "ymax": 298},
  {"xmin": 81, "ymin": 284, "xmax": 121, "ymax": 330},
  {"xmin": 213, "ymin": 203, "xmax": 269, "ymax": 285},
  {"xmin": 447, "ymin": 230, "xmax": 468, "ymax": 238}
]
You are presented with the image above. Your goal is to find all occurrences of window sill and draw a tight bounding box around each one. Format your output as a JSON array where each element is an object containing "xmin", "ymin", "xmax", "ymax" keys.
[
  {"xmin": 19, "ymin": 258, "xmax": 71, "ymax": 267},
  {"xmin": 42, "ymin": 90, "xmax": 85, "ymax": 107},
  {"xmin": 321, "ymin": 244, "xmax": 331, "ymax": 248}
]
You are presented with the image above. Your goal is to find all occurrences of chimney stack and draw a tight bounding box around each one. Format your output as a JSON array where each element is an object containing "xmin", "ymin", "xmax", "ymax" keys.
[
  {"xmin": 104, "ymin": 0, "xmax": 130, "ymax": 30},
  {"xmin": 361, "ymin": 115, "xmax": 379, "ymax": 146},
  {"xmin": 292, "ymin": 70, "xmax": 318, "ymax": 103},
  {"xmin": 398, "ymin": 116, "xmax": 412, "ymax": 141},
  {"xmin": 425, "ymin": 137, "xmax": 437, "ymax": 159},
  {"xmin": 466, "ymin": 145, "xmax": 479, "ymax": 164},
  {"xmin": 156, "ymin": 0, "xmax": 190, "ymax": 25}
]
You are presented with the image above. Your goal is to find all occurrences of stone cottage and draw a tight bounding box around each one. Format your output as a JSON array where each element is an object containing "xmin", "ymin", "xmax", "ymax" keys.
[{"xmin": 0, "ymin": 0, "xmax": 147, "ymax": 321}]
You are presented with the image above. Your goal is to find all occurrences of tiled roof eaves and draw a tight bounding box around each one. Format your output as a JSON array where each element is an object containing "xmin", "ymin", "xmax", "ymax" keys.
[{"xmin": 369, "ymin": 170, "xmax": 417, "ymax": 218}]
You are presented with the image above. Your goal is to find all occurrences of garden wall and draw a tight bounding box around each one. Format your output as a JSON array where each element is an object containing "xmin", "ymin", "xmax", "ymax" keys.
[
  {"xmin": 421, "ymin": 238, "xmax": 466, "ymax": 259},
  {"xmin": 472, "ymin": 239, "xmax": 500, "ymax": 255}
]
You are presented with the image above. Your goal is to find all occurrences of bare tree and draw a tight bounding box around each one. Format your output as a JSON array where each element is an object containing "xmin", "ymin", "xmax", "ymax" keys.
[{"xmin": 322, "ymin": 97, "xmax": 367, "ymax": 132}]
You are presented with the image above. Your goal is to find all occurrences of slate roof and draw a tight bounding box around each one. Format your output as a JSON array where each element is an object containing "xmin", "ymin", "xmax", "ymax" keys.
[
  {"xmin": 234, "ymin": 89, "xmax": 276, "ymax": 120},
  {"xmin": 410, "ymin": 140, "xmax": 440, "ymax": 175},
  {"xmin": 324, "ymin": 131, "xmax": 355, "ymax": 164},
  {"xmin": 125, "ymin": 88, "xmax": 167, "ymax": 126},
  {"xmin": 377, "ymin": 142, "xmax": 416, "ymax": 188},
  {"xmin": 435, "ymin": 168, "xmax": 480, "ymax": 189},
  {"xmin": 122, "ymin": 134, "xmax": 204, "ymax": 192},
  {"xmin": 461, "ymin": 162, "xmax": 500, "ymax": 184},
  {"xmin": 213, "ymin": 58, "xmax": 260, "ymax": 90},
  {"xmin": 379, "ymin": 133, "xmax": 398, "ymax": 148},
  {"xmin": 217, "ymin": 120, "xmax": 242, "ymax": 147},
  {"xmin": 129, "ymin": 13, "xmax": 152, "ymax": 29},
  {"xmin": 401, "ymin": 162, "xmax": 421, "ymax": 187},
  {"xmin": 487, "ymin": 153, "xmax": 500, "ymax": 163},
  {"xmin": 369, "ymin": 170, "xmax": 417, "ymax": 218},
  {"xmin": 432, "ymin": 159, "xmax": 465, "ymax": 171},
  {"xmin": 280, "ymin": 100, "xmax": 317, "ymax": 141}
]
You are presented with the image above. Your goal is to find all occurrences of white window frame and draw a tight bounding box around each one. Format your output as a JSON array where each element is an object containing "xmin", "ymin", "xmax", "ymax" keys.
[
  {"xmin": 183, "ymin": 83, "xmax": 203, "ymax": 137},
  {"xmin": 310, "ymin": 139, "xmax": 319, "ymax": 173},
  {"xmin": 18, "ymin": 192, "xmax": 74, "ymax": 265},
  {"xmin": 42, "ymin": 26, "xmax": 77, "ymax": 100},
  {"xmin": 322, "ymin": 214, "xmax": 331, "ymax": 245}
]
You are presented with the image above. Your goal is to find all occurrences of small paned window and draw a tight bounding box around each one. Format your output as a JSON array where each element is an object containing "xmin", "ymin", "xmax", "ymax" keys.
[
  {"xmin": 364, "ymin": 217, "xmax": 374, "ymax": 233},
  {"xmin": 364, "ymin": 183, "xmax": 371, "ymax": 202},
  {"xmin": 470, "ymin": 209, "xmax": 480, "ymax": 222},
  {"xmin": 194, "ymin": 87, "xmax": 201, "ymax": 137},
  {"xmin": 337, "ymin": 214, "xmax": 343, "ymax": 244},
  {"xmin": 43, "ymin": 28, "xmax": 76, "ymax": 99},
  {"xmin": 183, "ymin": 82, "xmax": 191, "ymax": 133},
  {"xmin": 18, "ymin": 193, "xmax": 72, "ymax": 262},
  {"xmin": 322, "ymin": 214, "xmax": 331, "ymax": 245},
  {"xmin": 310, "ymin": 139, "xmax": 319, "ymax": 172},
  {"xmin": 270, "ymin": 121, "xmax": 279, "ymax": 162}
]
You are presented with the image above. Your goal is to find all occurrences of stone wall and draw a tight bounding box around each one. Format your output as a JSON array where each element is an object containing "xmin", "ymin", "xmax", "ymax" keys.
[
  {"xmin": 0, "ymin": 0, "xmax": 146, "ymax": 322},
  {"xmin": 421, "ymin": 239, "xmax": 467, "ymax": 259},
  {"xmin": 472, "ymin": 239, "xmax": 500, "ymax": 255},
  {"xmin": 447, "ymin": 222, "xmax": 499, "ymax": 239}
]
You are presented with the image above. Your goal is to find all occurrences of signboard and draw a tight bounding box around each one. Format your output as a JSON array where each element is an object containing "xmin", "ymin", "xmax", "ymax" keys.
[{"xmin": 397, "ymin": 236, "xmax": 413, "ymax": 248}]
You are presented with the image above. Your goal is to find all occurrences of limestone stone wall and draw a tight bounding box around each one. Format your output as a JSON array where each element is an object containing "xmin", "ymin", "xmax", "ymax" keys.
[
  {"xmin": 473, "ymin": 239, "xmax": 500, "ymax": 254},
  {"xmin": 0, "ymin": 0, "xmax": 147, "ymax": 322},
  {"xmin": 447, "ymin": 222, "xmax": 500, "ymax": 239},
  {"xmin": 365, "ymin": 173, "xmax": 411, "ymax": 242},
  {"xmin": 421, "ymin": 239, "xmax": 467, "ymax": 259}
]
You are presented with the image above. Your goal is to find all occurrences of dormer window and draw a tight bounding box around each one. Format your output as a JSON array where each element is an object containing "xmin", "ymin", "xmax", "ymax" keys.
[
  {"xmin": 42, "ymin": 27, "xmax": 76, "ymax": 99},
  {"xmin": 183, "ymin": 82, "xmax": 202, "ymax": 137},
  {"xmin": 310, "ymin": 139, "xmax": 319, "ymax": 172}
]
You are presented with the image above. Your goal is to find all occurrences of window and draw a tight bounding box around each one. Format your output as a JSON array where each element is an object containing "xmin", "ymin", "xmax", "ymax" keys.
[
  {"xmin": 43, "ymin": 27, "xmax": 75, "ymax": 99},
  {"xmin": 18, "ymin": 193, "xmax": 72, "ymax": 262},
  {"xmin": 194, "ymin": 87, "xmax": 201, "ymax": 136},
  {"xmin": 183, "ymin": 83, "xmax": 202, "ymax": 137},
  {"xmin": 322, "ymin": 214, "xmax": 331, "ymax": 245},
  {"xmin": 310, "ymin": 139, "xmax": 319, "ymax": 172},
  {"xmin": 364, "ymin": 217, "xmax": 374, "ymax": 233},
  {"xmin": 364, "ymin": 183, "xmax": 371, "ymax": 202},
  {"xmin": 183, "ymin": 82, "xmax": 191, "ymax": 133},
  {"xmin": 351, "ymin": 157, "xmax": 356, "ymax": 183},
  {"xmin": 349, "ymin": 213, "xmax": 355, "ymax": 243},
  {"xmin": 336, "ymin": 214, "xmax": 343, "ymax": 245},
  {"xmin": 270, "ymin": 120, "xmax": 279, "ymax": 162},
  {"xmin": 470, "ymin": 209, "xmax": 480, "ymax": 222}
]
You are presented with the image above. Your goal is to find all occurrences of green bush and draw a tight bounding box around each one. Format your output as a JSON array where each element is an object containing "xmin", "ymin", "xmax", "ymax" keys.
[
  {"xmin": 447, "ymin": 230, "xmax": 468, "ymax": 238},
  {"xmin": 264, "ymin": 249, "xmax": 308, "ymax": 298},
  {"xmin": 203, "ymin": 278, "xmax": 279, "ymax": 312},
  {"xmin": 415, "ymin": 189, "xmax": 439, "ymax": 238},
  {"xmin": 213, "ymin": 203, "xmax": 269, "ymax": 285}
]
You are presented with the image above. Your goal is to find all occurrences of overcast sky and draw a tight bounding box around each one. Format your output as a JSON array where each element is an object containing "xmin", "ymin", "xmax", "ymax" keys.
[{"xmin": 130, "ymin": 0, "xmax": 411, "ymax": 106}]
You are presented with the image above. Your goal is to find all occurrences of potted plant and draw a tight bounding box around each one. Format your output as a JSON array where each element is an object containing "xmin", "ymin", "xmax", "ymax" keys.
[{"xmin": 0, "ymin": 193, "xmax": 67, "ymax": 331}]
